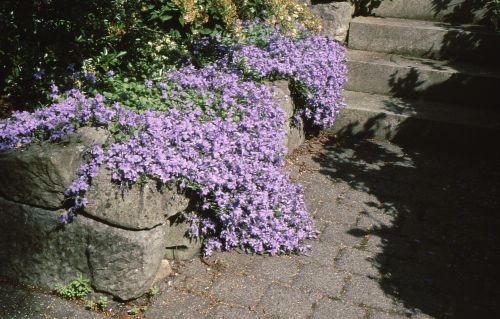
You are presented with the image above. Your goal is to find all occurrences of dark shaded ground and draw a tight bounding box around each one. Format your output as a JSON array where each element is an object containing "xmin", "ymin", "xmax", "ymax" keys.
[
  {"xmin": 1, "ymin": 134, "xmax": 499, "ymax": 318},
  {"xmin": 312, "ymin": 134, "xmax": 500, "ymax": 318}
]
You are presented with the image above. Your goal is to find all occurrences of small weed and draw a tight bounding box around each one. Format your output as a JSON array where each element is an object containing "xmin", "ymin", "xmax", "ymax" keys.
[
  {"xmin": 54, "ymin": 274, "xmax": 92, "ymax": 299},
  {"xmin": 97, "ymin": 296, "xmax": 108, "ymax": 310},
  {"xmin": 86, "ymin": 299, "xmax": 95, "ymax": 310},
  {"xmin": 149, "ymin": 286, "xmax": 159, "ymax": 297},
  {"xmin": 128, "ymin": 305, "xmax": 148, "ymax": 315}
]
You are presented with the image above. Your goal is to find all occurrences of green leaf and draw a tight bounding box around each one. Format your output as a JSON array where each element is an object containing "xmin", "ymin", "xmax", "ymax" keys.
[{"xmin": 160, "ymin": 15, "xmax": 173, "ymax": 22}]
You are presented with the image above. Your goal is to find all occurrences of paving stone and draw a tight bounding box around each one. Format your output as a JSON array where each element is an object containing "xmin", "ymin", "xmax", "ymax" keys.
[
  {"xmin": 356, "ymin": 211, "xmax": 396, "ymax": 231},
  {"xmin": 382, "ymin": 258, "xmax": 444, "ymax": 292},
  {"xmin": 245, "ymin": 255, "xmax": 300, "ymax": 284},
  {"xmin": 297, "ymin": 239, "xmax": 341, "ymax": 267},
  {"xmin": 369, "ymin": 310, "xmax": 408, "ymax": 319},
  {"xmin": 380, "ymin": 283, "xmax": 452, "ymax": 317},
  {"xmin": 255, "ymin": 284, "xmax": 318, "ymax": 318},
  {"xmin": 210, "ymin": 274, "xmax": 269, "ymax": 307},
  {"xmin": 3, "ymin": 290, "xmax": 105, "ymax": 319},
  {"xmin": 210, "ymin": 250, "xmax": 255, "ymax": 274},
  {"xmin": 315, "ymin": 202, "xmax": 360, "ymax": 225},
  {"xmin": 336, "ymin": 248, "xmax": 386, "ymax": 277},
  {"xmin": 300, "ymin": 176, "xmax": 335, "ymax": 214},
  {"xmin": 205, "ymin": 304, "xmax": 262, "ymax": 319},
  {"xmin": 312, "ymin": 299, "xmax": 366, "ymax": 319},
  {"xmin": 343, "ymin": 275, "xmax": 403, "ymax": 312},
  {"xmin": 363, "ymin": 235, "xmax": 416, "ymax": 259},
  {"xmin": 0, "ymin": 283, "xmax": 28, "ymax": 315},
  {"xmin": 145, "ymin": 290, "xmax": 213, "ymax": 319},
  {"xmin": 293, "ymin": 264, "xmax": 346, "ymax": 297},
  {"xmin": 170, "ymin": 259, "xmax": 215, "ymax": 293},
  {"xmin": 320, "ymin": 224, "xmax": 363, "ymax": 247}
]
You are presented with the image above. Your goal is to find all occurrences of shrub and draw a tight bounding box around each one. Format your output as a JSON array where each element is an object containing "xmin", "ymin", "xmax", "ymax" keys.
[{"xmin": 0, "ymin": 0, "xmax": 320, "ymax": 111}]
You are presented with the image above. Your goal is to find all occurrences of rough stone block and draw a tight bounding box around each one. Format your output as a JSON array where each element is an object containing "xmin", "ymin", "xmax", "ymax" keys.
[
  {"xmin": 85, "ymin": 217, "xmax": 166, "ymax": 300},
  {"xmin": 348, "ymin": 16, "xmax": 500, "ymax": 65},
  {"xmin": 85, "ymin": 171, "xmax": 190, "ymax": 230},
  {"xmin": 0, "ymin": 197, "xmax": 91, "ymax": 288},
  {"xmin": 370, "ymin": 0, "xmax": 488, "ymax": 24},
  {"xmin": 266, "ymin": 80, "xmax": 305, "ymax": 154},
  {"xmin": 311, "ymin": 2, "xmax": 355, "ymax": 43},
  {"xmin": 164, "ymin": 213, "xmax": 202, "ymax": 260},
  {"xmin": 0, "ymin": 196, "xmax": 165, "ymax": 300},
  {"xmin": 0, "ymin": 127, "xmax": 109, "ymax": 209}
]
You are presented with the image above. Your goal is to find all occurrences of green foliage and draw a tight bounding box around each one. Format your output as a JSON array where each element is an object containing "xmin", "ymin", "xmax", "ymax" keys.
[
  {"xmin": 97, "ymin": 75, "xmax": 166, "ymax": 111},
  {"xmin": 54, "ymin": 274, "xmax": 92, "ymax": 299},
  {"xmin": 490, "ymin": 0, "xmax": 500, "ymax": 29},
  {"xmin": 149, "ymin": 286, "xmax": 160, "ymax": 297},
  {"xmin": 97, "ymin": 296, "xmax": 109, "ymax": 310},
  {"xmin": 86, "ymin": 299, "xmax": 95, "ymax": 310},
  {"xmin": 128, "ymin": 305, "xmax": 148, "ymax": 315},
  {"xmin": 0, "ymin": 0, "xmax": 320, "ymax": 111},
  {"xmin": 85, "ymin": 295, "xmax": 108, "ymax": 312}
]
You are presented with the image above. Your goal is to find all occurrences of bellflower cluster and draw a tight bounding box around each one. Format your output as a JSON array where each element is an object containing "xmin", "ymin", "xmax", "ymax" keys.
[
  {"xmin": 105, "ymin": 66, "xmax": 314, "ymax": 255},
  {"xmin": 0, "ymin": 89, "xmax": 91, "ymax": 150},
  {"xmin": 229, "ymin": 27, "xmax": 347, "ymax": 128},
  {"xmin": 0, "ymin": 26, "xmax": 347, "ymax": 256},
  {"xmin": 63, "ymin": 144, "xmax": 105, "ymax": 224}
]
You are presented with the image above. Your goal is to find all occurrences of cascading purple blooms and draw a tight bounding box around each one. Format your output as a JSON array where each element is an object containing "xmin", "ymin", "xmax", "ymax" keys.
[
  {"xmin": 0, "ymin": 27, "xmax": 347, "ymax": 256},
  {"xmin": 228, "ymin": 28, "xmax": 347, "ymax": 128}
]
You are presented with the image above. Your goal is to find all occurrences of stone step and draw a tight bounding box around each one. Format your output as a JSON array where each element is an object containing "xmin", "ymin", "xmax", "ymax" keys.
[
  {"xmin": 346, "ymin": 49, "xmax": 500, "ymax": 108},
  {"xmin": 348, "ymin": 16, "xmax": 500, "ymax": 65},
  {"xmin": 368, "ymin": 0, "xmax": 489, "ymax": 24},
  {"xmin": 329, "ymin": 90, "xmax": 500, "ymax": 147}
]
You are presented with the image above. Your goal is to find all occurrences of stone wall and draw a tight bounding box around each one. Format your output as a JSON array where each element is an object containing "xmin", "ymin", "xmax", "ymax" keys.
[
  {"xmin": 308, "ymin": 0, "xmax": 355, "ymax": 43},
  {"xmin": 0, "ymin": 81, "xmax": 303, "ymax": 300}
]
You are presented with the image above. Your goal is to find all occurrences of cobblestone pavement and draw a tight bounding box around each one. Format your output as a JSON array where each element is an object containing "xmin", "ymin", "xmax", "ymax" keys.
[{"xmin": 2, "ymin": 135, "xmax": 499, "ymax": 319}]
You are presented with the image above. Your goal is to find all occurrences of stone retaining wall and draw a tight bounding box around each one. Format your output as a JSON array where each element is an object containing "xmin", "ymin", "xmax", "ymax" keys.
[
  {"xmin": 309, "ymin": 0, "xmax": 355, "ymax": 43},
  {"xmin": 0, "ymin": 80, "xmax": 303, "ymax": 300}
]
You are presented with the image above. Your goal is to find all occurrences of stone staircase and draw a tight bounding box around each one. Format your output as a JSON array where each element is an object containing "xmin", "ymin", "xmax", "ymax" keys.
[{"xmin": 328, "ymin": 0, "xmax": 500, "ymax": 147}]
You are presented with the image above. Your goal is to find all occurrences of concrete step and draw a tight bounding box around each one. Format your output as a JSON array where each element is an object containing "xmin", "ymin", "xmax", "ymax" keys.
[
  {"xmin": 346, "ymin": 49, "xmax": 500, "ymax": 108},
  {"xmin": 348, "ymin": 16, "xmax": 500, "ymax": 65},
  {"xmin": 368, "ymin": 0, "xmax": 489, "ymax": 24},
  {"xmin": 329, "ymin": 90, "xmax": 500, "ymax": 147}
]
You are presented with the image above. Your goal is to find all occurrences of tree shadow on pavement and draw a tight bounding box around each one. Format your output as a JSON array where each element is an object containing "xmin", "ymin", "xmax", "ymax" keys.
[{"xmin": 311, "ymin": 131, "xmax": 500, "ymax": 318}]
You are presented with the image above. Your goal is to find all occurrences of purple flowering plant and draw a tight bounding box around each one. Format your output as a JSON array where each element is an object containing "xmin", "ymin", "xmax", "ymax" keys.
[{"xmin": 0, "ymin": 23, "xmax": 346, "ymax": 256}]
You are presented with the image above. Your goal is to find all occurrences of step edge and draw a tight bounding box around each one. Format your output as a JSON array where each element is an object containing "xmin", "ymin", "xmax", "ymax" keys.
[
  {"xmin": 343, "ymin": 90, "xmax": 500, "ymax": 129},
  {"xmin": 346, "ymin": 49, "xmax": 500, "ymax": 79},
  {"xmin": 350, "ymin": 16, "xmax": 498, "ymax": 35}
]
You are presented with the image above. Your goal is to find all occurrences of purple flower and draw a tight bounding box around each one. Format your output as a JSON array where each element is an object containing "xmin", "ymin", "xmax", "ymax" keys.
[
  {"xmin": 33, "ymin": 69, "xmax": 45, "ymax": 81},
  {"xmin": 50, "ymin": 83, "xmax": 59, "ymax": 100},
  {"xmin": 84, "ymin": 72, "xmax": 97, "ymax": 84}
]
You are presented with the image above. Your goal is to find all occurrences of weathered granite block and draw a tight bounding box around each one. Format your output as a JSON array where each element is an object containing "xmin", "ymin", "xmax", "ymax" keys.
[
  {"xmin": 85, "ymin": 217, "xmax": 166, "ymax": 300},
  {"xmin": 164, "ymin": 213, "xmax": 202, "ymax": 260},
  {"xmin": 310, "ymin": 1, "xmax": 355, "ymax": 43},
  {"xmin": 85, "ymin": 171, "xmax": 190, "ymax": 230},
  {"xmin": 266, "ymin": 80, "xmax": 305, "ymax": 154},
  {"xmin": 0, "ymin": 127, "xmax": 109, "ymax": 209},
  {"xmin": 0, "ymin": 197, "xmax": 91, "ymax": 288},
  {"xmin": 0, "ymin": 195, "xmax": 168, "ymax": 300}
]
